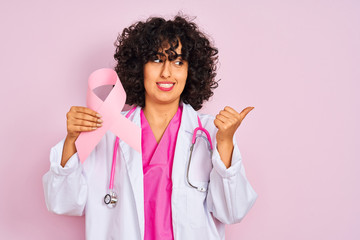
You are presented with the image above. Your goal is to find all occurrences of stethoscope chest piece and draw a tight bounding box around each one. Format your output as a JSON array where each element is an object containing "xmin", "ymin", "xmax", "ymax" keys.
[{"xmin": 104, "ymin": 191, "xmax": 117, "ymax": 208}]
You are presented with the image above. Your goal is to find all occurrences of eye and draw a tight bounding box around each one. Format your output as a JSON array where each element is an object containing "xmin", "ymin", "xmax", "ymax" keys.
[
  {"xmin": 174, "ymin": 60, "xmax": 184, "ymax": 66},
  {"xmin": 151, "ymin": 54, "xmax": 164, "ymax": 63}
]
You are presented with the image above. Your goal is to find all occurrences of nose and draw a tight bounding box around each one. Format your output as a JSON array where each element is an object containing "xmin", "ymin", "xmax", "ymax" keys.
[{"xmin": 160, "ymin": 60, "xmax": 171, "ymax": 79}]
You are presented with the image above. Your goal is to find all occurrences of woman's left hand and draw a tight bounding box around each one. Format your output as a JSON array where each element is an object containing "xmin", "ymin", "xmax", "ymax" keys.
[
  {"xmin": 214, "ymin": 106, "xmax": 254, "ymax": 143},
  {"xmin": 214, "ymin": 106, "xmax": 254, "ymax": 168}
]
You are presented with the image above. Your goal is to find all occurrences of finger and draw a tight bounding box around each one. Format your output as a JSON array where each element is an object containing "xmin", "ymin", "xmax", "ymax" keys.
[
  {"xmin": 223, "ymin": 106, "xmax": 239, "ymax": 115},
  {"xmin": 214, "ymin": 118, "xmax": 222, "ymax": 129},
  {"xmin": 73, "ymin": 106, "xmax": 101, "ymax": 118},
  {"xmin": 215, "ymin": 114, "xmax": 227, "ymax": 124},
  {"xmin": 71, "ymin": 125, "xmax": 99, "ymax": 132},
  {"xmin": 72, "ymin": 119, "xmax": 102, "ymax": 128},
  {"xmin": 219, "ymin": 109, "xmax": 236, "ymax": 119},
  {"xmin": 223, "ymin": 106, "xmax": 243, "ymax": 121},
  {"xmin": 73, "ymin": 113, "xmax": 103, "ymax": 123},
  {"xmin": 239, "ymin": 106, "xmax": 254, "ymax": 121}
]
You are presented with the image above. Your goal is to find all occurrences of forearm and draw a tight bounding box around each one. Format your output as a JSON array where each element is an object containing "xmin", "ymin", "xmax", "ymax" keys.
[
  {"xmin": 61, "ymin": 135, "xmax": 77, "ymax": 167},
  {"xmin": 216, "ymin": 139, "xmax": 234, "ymax": 168}
]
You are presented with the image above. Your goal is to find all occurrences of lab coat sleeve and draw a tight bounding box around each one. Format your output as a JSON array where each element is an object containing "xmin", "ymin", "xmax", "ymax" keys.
[
  {"xmin": 42, "ymin": 138, "xmax": 87, "ymax": 216},
  {"xmin": 206, "ymin": 136, "xmax": 258, "ymax": 224}
]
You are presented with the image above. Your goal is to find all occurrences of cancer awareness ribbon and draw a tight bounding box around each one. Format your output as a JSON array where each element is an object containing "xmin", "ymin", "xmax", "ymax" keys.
[{"xmin": 75, "ymin": 68, "xmax": 141, "ymax": 163}]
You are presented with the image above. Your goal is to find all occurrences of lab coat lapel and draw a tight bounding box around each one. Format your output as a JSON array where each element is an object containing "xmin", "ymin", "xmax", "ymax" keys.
[
  {"xmin": 172, "ymin": 103, "xmax": 199, "ymax": 187},
  {"xmin": 119, "ymin": 106, "xmax": 144, "ymax": 239}
]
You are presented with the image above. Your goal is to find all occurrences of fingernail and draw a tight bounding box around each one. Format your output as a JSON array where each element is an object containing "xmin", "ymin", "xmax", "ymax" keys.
[
  {"xmin": 97, "ymin": 123, "xmax": 102, "ymax": 127},
  {"xmin": 92, "ymin": 127, "xmax": 97, "ymax": 130},
  {"xmin": 97, "ymin": 118, "xmax": 103, "ymax": 123},
  {"xmin": 96, "ymin": 113, "xmax": 102, "ymax": 118}
]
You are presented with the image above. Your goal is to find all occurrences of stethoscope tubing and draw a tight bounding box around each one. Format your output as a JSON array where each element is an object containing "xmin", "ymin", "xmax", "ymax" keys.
[
  {"xmin": 187, "ymin": 118, "xmax": 213, "ymax": 192},
  {"xmin": 109, "ymin": 107, "xmax": 137, "ymax": 190},
  {"xmin": 109, "ymin": 137, "xmax": 119, "ymax": 190},
  {"xmin": 192, "ymin": 116, "xmax": 213, "ymax": 150}
]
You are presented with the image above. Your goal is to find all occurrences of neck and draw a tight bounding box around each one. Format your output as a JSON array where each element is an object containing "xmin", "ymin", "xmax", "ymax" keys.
[{"xmin": 143, "ymin": 99, "xmax": 180, "ymax": 126}]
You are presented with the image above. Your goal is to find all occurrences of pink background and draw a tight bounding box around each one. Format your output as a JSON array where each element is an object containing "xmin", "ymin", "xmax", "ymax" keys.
[{"xmin": 1, "ymin": 0, "xmax": 359, "ymax": 239}]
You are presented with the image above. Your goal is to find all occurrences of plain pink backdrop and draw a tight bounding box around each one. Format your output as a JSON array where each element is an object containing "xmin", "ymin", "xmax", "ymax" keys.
[{"xmin": 1, "ymin": 0, "xmax": 359, "ymax": 239}]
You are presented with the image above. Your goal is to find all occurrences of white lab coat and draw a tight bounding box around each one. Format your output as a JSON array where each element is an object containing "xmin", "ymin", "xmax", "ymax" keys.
[{"xmin": 42, "ymin": 103, "xmax": 257, "ymax": 240}]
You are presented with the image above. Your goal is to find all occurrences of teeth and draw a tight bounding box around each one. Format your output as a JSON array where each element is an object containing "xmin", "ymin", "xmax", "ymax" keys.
[{"xmin": 158, "ymin": 83, "xmax": 174, "ymax": 88}]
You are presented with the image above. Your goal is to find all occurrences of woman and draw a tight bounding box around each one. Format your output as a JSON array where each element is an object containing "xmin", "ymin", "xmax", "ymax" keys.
[{"xmin": 43, "ymin": 15, "xmax": 257, "ymax": 240}]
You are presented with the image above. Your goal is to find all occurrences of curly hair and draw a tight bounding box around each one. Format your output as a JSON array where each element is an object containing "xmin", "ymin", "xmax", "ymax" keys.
[{"xmin": 114, "ymin": 14, "xmax": 218, "ymax": 111}]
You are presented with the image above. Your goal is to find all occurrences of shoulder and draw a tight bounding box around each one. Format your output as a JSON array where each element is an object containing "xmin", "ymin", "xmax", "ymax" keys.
[
  {"xmin": 120, "ymin": 106, "xmax": 141, "ymax": 118},
  {"xmin": 183, "ymin": 103, "xmax": 217, "ymax": 133}
]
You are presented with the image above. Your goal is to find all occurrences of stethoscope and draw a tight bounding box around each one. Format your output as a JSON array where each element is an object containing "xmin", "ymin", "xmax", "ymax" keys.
[{"xmin": 104, "ymin": 107, "xmax": 213, "ymax": 208}]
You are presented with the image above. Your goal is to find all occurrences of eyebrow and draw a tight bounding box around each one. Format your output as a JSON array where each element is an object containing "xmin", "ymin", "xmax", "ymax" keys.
[
  {"xmin": 155, "ymin": 53, "xmax": 183, "ymax": 62},
  {"xmin": 156, "ymin": 52, "xmax": 182, "ymax": 57}
]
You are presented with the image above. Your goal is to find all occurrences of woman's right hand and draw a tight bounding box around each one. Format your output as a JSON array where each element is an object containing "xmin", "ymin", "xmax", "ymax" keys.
[
  {"xmin": 66, "ymin": 106, "xmax": 103, "ymax": 141},
  {"xmin": 61, "ymin": 106, "xmax": 102, "ymax": 167}
]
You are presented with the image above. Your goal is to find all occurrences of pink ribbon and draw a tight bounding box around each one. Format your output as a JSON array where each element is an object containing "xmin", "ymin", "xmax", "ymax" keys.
[{"xmin": 75, "ymin": 68, "xmax": 141, "ymax": 163}]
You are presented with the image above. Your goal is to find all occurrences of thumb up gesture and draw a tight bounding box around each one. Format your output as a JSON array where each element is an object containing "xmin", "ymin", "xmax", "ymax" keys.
[
  {"xmin": 214, "ymin": 106, "xmax": 254, "ymax": 168},
  {"xmin": 214, "ymin": 106, "xmax": 254, "ymax": 144}
]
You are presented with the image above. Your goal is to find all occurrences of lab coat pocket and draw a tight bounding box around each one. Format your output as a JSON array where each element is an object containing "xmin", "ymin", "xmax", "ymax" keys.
[{"xmin": 186, "ymin": 181, "xmax": 209, "ymax": 228}]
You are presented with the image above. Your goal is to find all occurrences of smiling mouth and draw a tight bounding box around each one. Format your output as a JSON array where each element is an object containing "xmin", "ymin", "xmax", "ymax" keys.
[
  {"xmin": 156, "ymin": 82, "xmax": 175, "ymax": 91},
  {"xmin": 156, "ymin": 82, "xmax": 175, "ymax": 88}
]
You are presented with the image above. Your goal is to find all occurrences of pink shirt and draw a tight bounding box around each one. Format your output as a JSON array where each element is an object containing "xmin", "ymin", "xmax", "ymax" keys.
[{"xmin": 141, "ymin": 106, "xmax": 183, "ymax": 240}]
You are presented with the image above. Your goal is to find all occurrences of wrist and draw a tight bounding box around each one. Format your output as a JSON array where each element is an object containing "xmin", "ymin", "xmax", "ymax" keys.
[
  {"xmin": 216, "ymin": 138, "xmax": 233, "ymax": 147},
  {"xmin": 61, "ymin": 135, "xmax": 77, "ymax": 168},
  {"xmin": 65, "ymin": 134, "xmax": 77, "ymax": 143},
  {"xmin": 216, "ymin": 139, "xmax": 234, "ymax": 169}
]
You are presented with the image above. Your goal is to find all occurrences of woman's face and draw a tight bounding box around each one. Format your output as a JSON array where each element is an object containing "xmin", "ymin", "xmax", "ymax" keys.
[{"xmin": 143, "ymin": 41, "xmax": 188, "ymax": 107}]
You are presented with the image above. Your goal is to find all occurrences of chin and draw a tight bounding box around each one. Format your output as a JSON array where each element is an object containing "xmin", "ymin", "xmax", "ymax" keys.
[{"xmin": 155, "ymin": 97, "xmax": 180, "ymax": 105}]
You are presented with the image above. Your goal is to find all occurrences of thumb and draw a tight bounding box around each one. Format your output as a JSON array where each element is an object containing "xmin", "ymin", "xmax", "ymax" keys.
[{"xmin": 239, "ymin": 107, "xmax": 254, "ymax": 121}]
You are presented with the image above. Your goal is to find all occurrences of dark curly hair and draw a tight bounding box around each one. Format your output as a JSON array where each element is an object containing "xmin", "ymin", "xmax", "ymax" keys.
[{"xmin": 114, "ymin": 14, "xmax": 219, "ymax": 110}]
